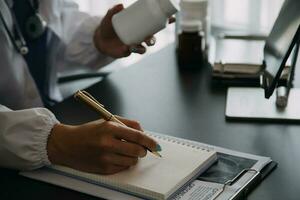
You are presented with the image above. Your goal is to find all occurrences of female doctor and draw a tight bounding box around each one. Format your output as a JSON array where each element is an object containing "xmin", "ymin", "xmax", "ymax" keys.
[{"xmin": 0, "ymin": 0, "xmax": 161, "ymax": 175}]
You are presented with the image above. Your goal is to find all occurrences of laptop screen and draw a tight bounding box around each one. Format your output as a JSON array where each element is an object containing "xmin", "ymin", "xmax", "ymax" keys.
[{"xmin": 263, "ymin": 0, "xmax": 300, "ymax": 98}]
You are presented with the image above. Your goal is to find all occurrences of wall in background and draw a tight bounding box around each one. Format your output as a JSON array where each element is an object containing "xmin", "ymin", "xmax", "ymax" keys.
[
  {"xmin": 211, "ymin": 0, "xmax": 284, "ymax": 33},
  {"xmin": 74, "ymin": 0, "xmax": 284, "ymax": 31}
]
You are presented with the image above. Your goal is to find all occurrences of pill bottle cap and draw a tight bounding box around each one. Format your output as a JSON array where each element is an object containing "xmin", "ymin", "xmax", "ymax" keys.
[{"xmin": 181, "ymin": 20, "xmax": 203, "ymax": 32}]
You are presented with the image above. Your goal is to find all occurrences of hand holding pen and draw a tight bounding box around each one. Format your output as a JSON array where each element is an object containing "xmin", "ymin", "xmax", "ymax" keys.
[
  {"xmin": 47, "ymin": 91, "xmax": 161, "ymax": 175},
  {"xmin": 74, "ymin": 90, "xmax": 162, "ymax": 158}
]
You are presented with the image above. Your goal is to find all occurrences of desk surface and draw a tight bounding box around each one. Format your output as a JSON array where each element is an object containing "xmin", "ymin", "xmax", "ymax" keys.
[{"xmin": 2, "ymin": 44, "xmax": 300, "ymax": 200}]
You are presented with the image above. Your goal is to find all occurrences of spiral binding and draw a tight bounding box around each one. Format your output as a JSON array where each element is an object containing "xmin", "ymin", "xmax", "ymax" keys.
[{"xmin": 146, "ymin": 132, "xmax": 214, "ymax": 152}]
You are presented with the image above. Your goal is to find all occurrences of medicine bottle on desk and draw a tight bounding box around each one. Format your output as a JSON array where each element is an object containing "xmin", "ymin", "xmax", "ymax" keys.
[{"xmin": 176, "ymin": 21, "xmax": 206, "ymax": 69}]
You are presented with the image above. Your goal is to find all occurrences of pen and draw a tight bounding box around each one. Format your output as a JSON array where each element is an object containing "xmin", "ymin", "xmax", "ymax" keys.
[{"xmin": 74, "ymin": 90, "xmax": 162, "ymax": 157}]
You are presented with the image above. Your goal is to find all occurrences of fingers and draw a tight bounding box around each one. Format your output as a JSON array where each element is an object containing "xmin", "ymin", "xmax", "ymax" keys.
[
  {"xmin": 129, "ymin": 45, "xmax": 146, "ymax": 54},
  {"xmin": 106, "ymin": 4, "xmax": 124, "ymax": 20},
  {"xmin": 110, "ymin": 138, "xmax": 147, "ymax": 157},
  {"xmin": 110, "ymin": 123, "xmax": 158, "ymax": 152},
  {"xmin": 145, "ymin": 36, "xmax": 156, "ymax": 47},
  {"xmin": 120, "ymin": 45, "xmax": 131, "ymax": 57},
  {"xmin": 116, "ymin": 116, "xmax": 143, "ymax": 131},
  {"xmin": 128, "ymin": 36, "xmax": 156, "ymax": 54},
  {"xmin": 100, "ymin": 153, "xmax": 139, "ymax": 167}
]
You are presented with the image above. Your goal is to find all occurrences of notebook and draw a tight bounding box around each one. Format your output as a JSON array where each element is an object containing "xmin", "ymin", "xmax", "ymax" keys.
[{"xmin": 43, "ymin": 133, "xmax": 217, "ymax": 200}]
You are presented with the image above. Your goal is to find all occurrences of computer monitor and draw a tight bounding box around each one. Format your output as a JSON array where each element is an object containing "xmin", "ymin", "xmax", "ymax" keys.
[{"xmin": 262, "ymin": 0, "xmax": 300, "ymax": 99}]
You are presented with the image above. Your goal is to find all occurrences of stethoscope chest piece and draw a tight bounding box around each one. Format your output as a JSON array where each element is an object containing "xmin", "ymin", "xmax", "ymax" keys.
[
  {"xmin": 0, "ymin": 0, "xmax": 47, "ymax": 55},
  {"xmin": 25, "ymin": 13, "xmax": 46, "ymax": 40}
]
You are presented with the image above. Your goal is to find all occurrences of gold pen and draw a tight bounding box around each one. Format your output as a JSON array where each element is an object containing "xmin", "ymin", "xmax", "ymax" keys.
[{"xmin": 74, "ymin": 90, "xmax": 162, "ymax": 157}]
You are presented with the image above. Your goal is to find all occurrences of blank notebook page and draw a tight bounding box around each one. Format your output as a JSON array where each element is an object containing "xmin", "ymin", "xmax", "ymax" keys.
[{"xmin": 50, "ymin": 135, "xmax": 217, "ymax": 200}]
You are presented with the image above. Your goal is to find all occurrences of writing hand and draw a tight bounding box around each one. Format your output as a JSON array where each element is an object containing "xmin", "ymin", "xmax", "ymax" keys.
[{"xmin": 47, "ymin": 118, "xmax": 158, "ymax": 175}]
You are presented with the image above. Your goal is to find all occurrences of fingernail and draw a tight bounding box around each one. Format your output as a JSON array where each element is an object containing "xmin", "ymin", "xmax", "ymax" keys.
[
  {"xmin": 149, "ymin": 38, "xmax": 156, "ymax": 46},
  {"xmin": 130, "ymin": 47, "xmax": 146, "ymax": 54},
  {"xmin": 130, "ymin": 47, "xmax": 137, "ymax": 53},
  {"xmin": 156, "ymin": 144, "xmax": 162, "ymax": 152}
]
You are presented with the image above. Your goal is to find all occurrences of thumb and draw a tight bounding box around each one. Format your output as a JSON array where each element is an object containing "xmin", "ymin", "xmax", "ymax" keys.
[{"xmin": 106, "ymin": 4, "xmax": 124, "ymax": 20}]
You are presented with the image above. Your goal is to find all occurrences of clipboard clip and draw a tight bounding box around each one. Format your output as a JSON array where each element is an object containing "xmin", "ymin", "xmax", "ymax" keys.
[
  {"xmin": 225, "ymin": 168, "xmax": 258, "ymax": 186},
  {"xmin": 213, "ymin": 168, "xmax": 259, "ymax": 200}
]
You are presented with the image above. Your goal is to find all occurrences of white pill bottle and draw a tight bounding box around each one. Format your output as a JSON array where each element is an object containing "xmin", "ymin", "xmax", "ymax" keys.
[{"xmin": 112, "ymin": 0, "xmax": 180, "ymax": 45}]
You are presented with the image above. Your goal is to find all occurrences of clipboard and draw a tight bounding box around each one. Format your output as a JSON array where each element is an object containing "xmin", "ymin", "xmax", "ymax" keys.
[
  {"xmin": 195, "ymin": 152, "xmax": 277, "ymax": 200},
  {"xmin": 229, "ymin": 161, "xmax": 277, "ymax": 200},
  {"xmin": 20, "ymin": 132, "xmax": 276, "ymax": 200}
]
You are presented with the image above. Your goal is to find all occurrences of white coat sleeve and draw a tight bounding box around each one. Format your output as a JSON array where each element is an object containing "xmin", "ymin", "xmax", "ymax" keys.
[
  {"xmin": 0, "ymin": 105, "xmax": 59, "ymax": 171},
  {"xmin": 49, "ymin": 0, "xmax": 115, "ymax": 71}
]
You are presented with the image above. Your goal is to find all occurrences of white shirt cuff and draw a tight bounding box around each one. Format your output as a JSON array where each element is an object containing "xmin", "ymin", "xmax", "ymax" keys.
[{"xmin": 64, "ymin": 16, "xmax": 115, "ymax": 69}]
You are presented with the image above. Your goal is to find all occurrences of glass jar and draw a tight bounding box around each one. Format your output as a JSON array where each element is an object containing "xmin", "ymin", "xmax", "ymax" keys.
[
  {"xmin": 180, "ymin": 0, "xmax": 211, "ymax": 52},
  {"xmin": 177, "ymin": 21, "xmax": 205, "ymax": 69}
]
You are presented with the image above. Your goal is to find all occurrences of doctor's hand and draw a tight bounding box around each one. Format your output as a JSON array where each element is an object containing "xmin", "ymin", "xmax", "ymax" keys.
[
  {"xmin": 93, "ymin": 4, "xmax": 156, "ymax": 58},
  {"xmin": 47, "ymin": 118, "xmax": 158, "ymax": 175}
]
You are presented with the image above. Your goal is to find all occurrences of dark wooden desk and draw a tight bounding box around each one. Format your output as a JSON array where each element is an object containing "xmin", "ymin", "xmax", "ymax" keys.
[{"xmin": 2, "ymin": 44, "xmax": 300, "ymax": 200}]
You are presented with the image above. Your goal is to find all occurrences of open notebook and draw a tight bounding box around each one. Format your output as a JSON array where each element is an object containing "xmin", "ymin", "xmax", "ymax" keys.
[{"xmin": 22, "ymin": 133, "xmax": 217, "ymax": 200}]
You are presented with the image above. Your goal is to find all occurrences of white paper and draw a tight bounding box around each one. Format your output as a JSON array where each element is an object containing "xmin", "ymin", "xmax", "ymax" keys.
[{"xmin": 173, "ymin": 180, "xmax": 223, "ymax": 200}]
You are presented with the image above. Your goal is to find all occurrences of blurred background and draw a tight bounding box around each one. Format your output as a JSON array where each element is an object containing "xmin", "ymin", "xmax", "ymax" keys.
[
  {"xmin": 60, "ymin": 0, "xmax": 285, "ymax": 98},
  {"xmin": 73, "ymin": 0, "xmax": 284, "ymax": 67}
]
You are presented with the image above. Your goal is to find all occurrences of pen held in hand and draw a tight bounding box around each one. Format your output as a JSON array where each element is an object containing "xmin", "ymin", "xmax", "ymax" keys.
[
  {"xmin": 112, "ymin": 115, "xmax": 162, "ymax": 158},
  {"xmin": 74, "ymin": 90, "xmax": 162, "ymax": 158}
]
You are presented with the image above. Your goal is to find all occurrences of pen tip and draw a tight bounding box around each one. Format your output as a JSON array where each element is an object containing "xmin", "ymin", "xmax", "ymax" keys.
[{"xmin": 153, "ymin": 151, "xmax": 162, "ymax": 158}]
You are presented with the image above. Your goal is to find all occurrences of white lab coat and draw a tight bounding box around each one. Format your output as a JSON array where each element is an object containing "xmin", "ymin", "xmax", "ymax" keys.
[{"xmin": 0, "ymin": 0, "xmax": 113, "ymax": 170}]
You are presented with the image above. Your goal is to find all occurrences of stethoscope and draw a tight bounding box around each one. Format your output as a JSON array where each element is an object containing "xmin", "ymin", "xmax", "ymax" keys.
[{"xmin": 0, "ymin": 0, "xmax": 47, "ymax": 55}]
